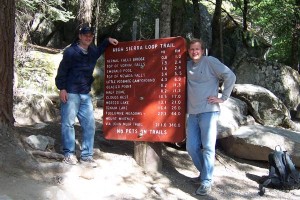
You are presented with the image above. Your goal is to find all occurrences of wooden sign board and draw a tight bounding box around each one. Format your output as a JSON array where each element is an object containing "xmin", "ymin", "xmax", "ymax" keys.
[{"xmin": 103, "ymin": 37, "xmax": 186, "ymax": 142}]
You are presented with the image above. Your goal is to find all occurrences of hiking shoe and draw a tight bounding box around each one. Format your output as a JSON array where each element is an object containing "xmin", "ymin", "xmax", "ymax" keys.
[
  {"xmin": 80, "ymin": 157, "xmax": 97, "ymax": 168},
  {"xmin": 195, "ymin": 184, "xmax": 212, "ymax": 196},
  {"xmin": 63, "ymin": 154, "xmax": 78, "ymax": 165}
]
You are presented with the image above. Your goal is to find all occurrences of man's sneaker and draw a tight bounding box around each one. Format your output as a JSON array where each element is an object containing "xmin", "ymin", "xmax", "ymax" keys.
[
  {"xmin": 195, "ymin": 184, "xmax": 212, "ymax": 196},
  {"xmin": 63, "ymin": 154, "xmax": 78, "ymax": 165},
  {"xmin": 80, "ymin": 157, "xmax": 97, "ymax": 168}
]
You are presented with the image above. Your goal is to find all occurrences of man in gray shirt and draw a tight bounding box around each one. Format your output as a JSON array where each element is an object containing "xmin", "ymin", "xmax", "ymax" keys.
[{"xmin": 186, "ymin": 38, "xmax": 236, "ymax": 195}]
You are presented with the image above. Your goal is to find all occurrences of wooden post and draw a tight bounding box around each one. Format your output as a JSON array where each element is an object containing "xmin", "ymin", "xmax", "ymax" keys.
[
  {"xmin": 134, "ymin": 142, "xmax": 162, "ymax": 172},
  {"xmin": 133, "ymin": 19, "xmax": 162, "ymax": 172},
  {"xmin": 132, "ymin": 21, "xmax": 137, "ymax": 41},
  {"xmin": 155, "ymin": 18, "xmax": 159, "ymax": 39}
]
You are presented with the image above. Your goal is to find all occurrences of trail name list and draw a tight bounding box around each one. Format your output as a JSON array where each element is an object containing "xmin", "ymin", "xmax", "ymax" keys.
[{"xmin": 103, "ymin": 37, "xmax": 187, "ymax": 142}]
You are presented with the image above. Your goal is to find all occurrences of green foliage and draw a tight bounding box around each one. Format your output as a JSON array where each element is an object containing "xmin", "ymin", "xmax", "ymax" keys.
[
  {"xmin": 16, "ymin": 0, "xmax": 74, "ymax": 22},
  {"xmin": 250, "ymin": 0, "xmax": 298, "ymax": 65},
  {"xmin": 16, "ymin": 51, "xmax": 60, "ymax": 94},
  {"xmin": 100, "ymin": 0, "xmax": 160, "ymax": 40},
  {"xmin": 97, "ymin": 0, "xmax": 120, "ymax": 28},
  {"xmin": 227, "ymin": 0, "xmax": 299, "ymax": 66}
]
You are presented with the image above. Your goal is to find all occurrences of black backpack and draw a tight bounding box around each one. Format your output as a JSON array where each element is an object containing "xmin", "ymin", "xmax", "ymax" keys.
[{"xmin": 259, "ymin": 145, "xmax": 300, "ymax": 195}]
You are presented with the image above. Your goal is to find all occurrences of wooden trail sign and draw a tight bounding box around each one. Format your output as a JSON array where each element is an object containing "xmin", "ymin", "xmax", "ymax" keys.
[{"xmin": 103, "ymin": 37, "xmax": 186, "ymax": 143}]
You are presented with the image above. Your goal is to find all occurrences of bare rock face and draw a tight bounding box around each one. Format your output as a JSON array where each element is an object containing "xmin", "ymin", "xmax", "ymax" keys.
[
  {"xmin": 217, "ymin": 96, "xmax": 252, "ymax": 139},
  {"xmin": 13, "ymin": 90, "xmax": 57, "ymax": 125},
  {"xmin": 233, "ymin": 57, "xmax": 300, "ymax": 111},
  {"xmin": 232, "ymin": 84, "xmax": 291, "ymax": 127},
  {"xmin": 218, "ymin": 124, "xmax": 300, "ymax": 167}
]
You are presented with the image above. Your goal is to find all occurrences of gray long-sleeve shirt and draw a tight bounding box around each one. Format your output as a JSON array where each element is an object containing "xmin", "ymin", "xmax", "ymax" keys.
[{"xmin": 187, "ymin": 56, "xmax": 236, "ymax": 114}]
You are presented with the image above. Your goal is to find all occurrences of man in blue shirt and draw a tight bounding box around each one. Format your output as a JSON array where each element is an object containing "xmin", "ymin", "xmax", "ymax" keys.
[{"xmin": 55, "ymin": 25, "xmax": 118, "ymax": 167}]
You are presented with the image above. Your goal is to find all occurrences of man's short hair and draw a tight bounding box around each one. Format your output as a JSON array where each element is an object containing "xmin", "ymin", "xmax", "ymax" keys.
[{"xmin": 189, "ymin": 38, "xmax": 205, "ymax": 50}]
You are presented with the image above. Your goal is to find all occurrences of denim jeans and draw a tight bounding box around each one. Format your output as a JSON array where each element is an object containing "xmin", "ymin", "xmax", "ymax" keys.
[
  {"xmin": 186, "ymin": 112, "xmax": 219, "ymax": 186},
  {"xmin": 61, "ymin": 93, "xmax": 95, "ymax": 159}
]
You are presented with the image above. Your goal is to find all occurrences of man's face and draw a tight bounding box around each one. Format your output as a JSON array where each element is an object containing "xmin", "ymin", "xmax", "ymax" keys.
[
  {"xmin": 79, "ymin": 33, "xmax": 94, "ymax": 46},
  {"xmin": 188, "ymin": 42, "xmax": 204, "ymax": 62}
]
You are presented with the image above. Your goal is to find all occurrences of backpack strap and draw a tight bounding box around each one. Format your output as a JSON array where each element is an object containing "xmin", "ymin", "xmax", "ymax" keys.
[
  {"xmin": 283, "ymin": 152, "xmax": 300, "ymax": 182},
  {"xmin": 259, "ymin": 178, "xmax": 271, "ymax": 196},
  {"xmin": 273, "ymin": 151, "xmax": 285, "ymax": 181}
]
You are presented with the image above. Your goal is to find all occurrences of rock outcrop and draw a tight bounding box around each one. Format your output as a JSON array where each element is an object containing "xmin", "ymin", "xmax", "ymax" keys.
[
  {"xmin": 218, "ymin": 124, "xmax": 300, "ymax": 167},
  {"xmin": 233, "ymin": 57, "xmax": 300, "ymax": 111}
]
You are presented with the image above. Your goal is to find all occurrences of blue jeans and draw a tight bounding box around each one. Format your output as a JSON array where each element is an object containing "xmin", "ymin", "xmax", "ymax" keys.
[
  {"xmin": 186, "ymin": 112, "xmax": 219, "ymax": 186},
  {"xmin": 61, "ymin": 93, "xmax": 95, "ymax": 159}
]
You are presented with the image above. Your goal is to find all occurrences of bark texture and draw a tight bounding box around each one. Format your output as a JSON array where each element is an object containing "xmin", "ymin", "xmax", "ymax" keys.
[{"xmin": 0, "ymin": 0, "xmax": 15, "ymax": 128}]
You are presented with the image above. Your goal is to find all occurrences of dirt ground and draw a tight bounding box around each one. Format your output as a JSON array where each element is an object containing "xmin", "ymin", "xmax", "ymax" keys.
[{"xmin": 1, "ymin": 108, "xmax": 300, "ymax": 200}]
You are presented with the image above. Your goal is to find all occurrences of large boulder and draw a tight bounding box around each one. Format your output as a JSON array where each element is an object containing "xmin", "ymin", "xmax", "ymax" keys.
[
  {"xmin": 233, "ymin": 57, "xmax": 300, "ymax": 111},
  {"xmin": 217, "ymin": 85, "xmax": 300, "ymax": 167},
  {"xmin": 232, "ymin": 84, "xmax": 291, "ymax": 127},
  {"xmin": 217, "ymin": 96, "xmax": 253, "ymax": 138},
  {"xmin": 219, "ymin": 124, "xmax": 300, "ymax": 167}
]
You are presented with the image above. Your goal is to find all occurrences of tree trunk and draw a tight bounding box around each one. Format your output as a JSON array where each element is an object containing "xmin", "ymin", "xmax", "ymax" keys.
[
  {"xmin": 0, "ymin": 0, "xmax": 15, "ymax": 129},
  {"xmin": 210, "ymin": 0, "xmax": 223, "ymax": 61},
  {"xmin": 92, "ymin": 0, "xmax": 101, "ymax": 45},
  {"xmin": 171, "ymin": 0, "xmax": 186, "ymax": 37},
  {"xmin": 292, "ymin": 0, "xmax": 300, "ymax": 72},
  {"xmin": 160, "ymin": 0, "xmax": 172, "ymax": 37},
  {"xmin": 242, "ymin": 0, "xmax": 249, "ymax": 49},
  {"xmin": 78, "ymin": 0, "xmax": 94, "ymax": 26},
  {"xmin": 192, "ymin": 0, "xmax": 201, "ymax": 38},
  {"xmin": 243, "ymin": 0, "xmax": 249, "ymax": 31}
]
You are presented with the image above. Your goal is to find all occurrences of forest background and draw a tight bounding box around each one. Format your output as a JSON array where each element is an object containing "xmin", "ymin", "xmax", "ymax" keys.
[{"xmin": 14, "ymin": 0, "xmax": 300, "ymax": 68}]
